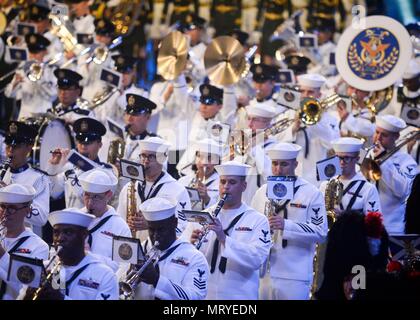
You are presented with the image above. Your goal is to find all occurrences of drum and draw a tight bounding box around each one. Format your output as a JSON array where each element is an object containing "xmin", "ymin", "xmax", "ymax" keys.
[{"xmin": 29, "ymin": 116, "xmax": 74, "ymax": 170}]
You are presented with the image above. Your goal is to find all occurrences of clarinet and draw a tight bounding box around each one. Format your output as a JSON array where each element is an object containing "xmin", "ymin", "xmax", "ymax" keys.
[
  {"xmin": 0, "ymin": 158, "xmax": 11, "ymax": 182},
  {"xmin": 195, "ymin": 193, "xmax": 228, "ymax": 250}
]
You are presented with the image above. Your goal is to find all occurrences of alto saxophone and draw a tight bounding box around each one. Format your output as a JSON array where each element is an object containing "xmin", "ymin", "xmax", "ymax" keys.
[
  {"xmin": 127, "ymin": 180, "xmax": 138, "ymax": 238},
  {"xmin": 324, "ymin": 177, "xmax": 344, "ymax": 228}
]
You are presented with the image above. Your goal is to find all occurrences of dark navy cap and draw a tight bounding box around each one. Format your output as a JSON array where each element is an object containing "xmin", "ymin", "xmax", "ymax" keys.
[
  {"xmin": 5, "ymin": 121, "xmax": 38, "ymax": 146},
  {"xmin": 250, "ymin": 63, "xmax": 278, "ymax": 83},
  {"xmin": 199, "ymin": 84, "xmax": 223, "ymax": 105},
  {"xmin": 94, "ymin": 18, "xmax": 115, "ymax": 36},
  {"xmin": 309, "ymin": 17, "xmax": 336, "ymax": 33},
  {"xmin": 284, "ymin": 54, "xmax": 311, "ymax": 76},
  {"xmin": 25, "ymin": 33, "xmax": 51, "ymax": 53},
  {"xmin": 54, "ymin": 68, "xmax": 83, "ymax": 89},
  {"xmin": 125, "ymin": 94, "xmax": 157, "ymax": 115},
  {"xmin": 73, "ymin": 117, "xmax": 106, "ymax": 143},
  {"xmin": 112, "ymin": 55, "xmax": 137, "ymax": 73},
  {"xmin": 405, "ymin": 22, "xmax": 420, "ymax": 36},
  {"xmin": 230, "ymin": 29, "xmax": 249, "ymax": 46},
  {"xmin": 28, "ymin": 4, "xmax": 50, "ymax": 22},
  {"xmin": 177, "ymin": 14, "xmax": 206, "ymax": 32}
]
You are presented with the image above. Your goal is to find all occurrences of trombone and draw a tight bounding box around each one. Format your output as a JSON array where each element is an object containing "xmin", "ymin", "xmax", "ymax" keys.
[
  {"xmin": 299, "ymin": 93, "xmax": 343, "ymax": 126},
  {"xmin": 119, "ymin": 241, "xmax": 160, "ymax": 300},
  {"xmin": 361, "ymin": 129, "xmax": 420, "ymax": 182},
  {"xmin": 26, "ymin": 53, "xmax": 64, "ymax": 82}
]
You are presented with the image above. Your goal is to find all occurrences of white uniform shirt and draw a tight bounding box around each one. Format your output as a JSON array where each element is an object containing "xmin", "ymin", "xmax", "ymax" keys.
[
  {"xmin": 319, "ymin": 172, "xmax": 381, "ymax": 214},
  {"xmin": 135, "ymin": 239, "xmax": 209, "ymax": 300},
  {"xmin": 178, "ymin": 171, "xmax": 220, "ymax": 210},
  {"xmin": 339, "ymin": 108, "xmax": 375, "ymax": 139},
  {"xmin": 367, "ymin": 149, "xmax": 418, "ymax": 233},
  {"xmin": 85, "ymin": 206, "xmax": 131, "ymax": 275},
  {"xmin": 62, "ymin": 252, "xmax": 119, "ymax": 300},
  {"xmin": 47, "ymin": 161, "xmax": 115, "ymax": 209},
  {"xmin": 116, "ymin": 171, "xmax": 191, "ymax": 240},
  {"xmin": 2, "ymin": 165, "xmax": 50, "ymax": 227},
  {"xmin": 72, "ymin": 15, "xmax": 95, "ymax": 35},
  {"xmin": 251, "ymin": 178, "xmax": 328, "ymax": 281},
  {"xmin": 4, "ymin": 63, "xmax": 57, "ymax": 119},
  {"xmin": 0, "ymin": 229, "xmax": 49, "ymax": 300},
  {"xmin": 184, "ymin": 203, "xmax": 271, "ymax": 300}
]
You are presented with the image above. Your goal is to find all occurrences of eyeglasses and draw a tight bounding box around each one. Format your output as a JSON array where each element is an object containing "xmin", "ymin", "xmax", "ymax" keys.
[
  {"xmin": 83, "ymin": 193, "xmax": 107, "ymax": 201},
  {"xmin": 139, "ymin": 153, "xmax": 157, "ymax": 161},
  {"xmin": 0, "ymin": 204, "xmax": 29, "ymax": 214},
  {"xmin": 337, "ymin": 156, "xmax": 357, "ymax": 164}
]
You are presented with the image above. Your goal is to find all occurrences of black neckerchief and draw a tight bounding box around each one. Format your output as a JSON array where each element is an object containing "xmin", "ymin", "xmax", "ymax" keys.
[
  {"xmin": 87, "ymin": 215, "xmax": 114, "ymax": 247},
  {"xmin": 138, "ymin": 172, "xmax": 166, "ymax": 202},
  {"xmin": 297, "ymin": 127, "xmax": 309, "ymax": 158},
  {"xmin": 210, "ymin": 212, "xmax": 245, "ymax": 274},
  {"xmin": 10, "ymin": 164, "xmax": 29, "ymax": 174},
  {"xmin": 339, "ymin": 180, "xmax": 366, "ymax": 212},
  {"xmin": 129, "ymin": 131, "xmax": 149, "ymax": 140},
  {"xmin": 274, "ymin": 185, "xmax": 302, "ymax": 248},
  {"xmin": 158, "ymin": 243, "xmax": 183, "ymax": 262}
]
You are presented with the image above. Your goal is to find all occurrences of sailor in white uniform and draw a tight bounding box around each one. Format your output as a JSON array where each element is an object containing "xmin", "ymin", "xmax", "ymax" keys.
[
  {"xmin": 186, "ymin": 161, "xmax": 271, "ymax": 300},
  {"xmin": 365, "ymin": 115, "xmax": 418, "ymax": 233},
  {"xmin": 251, "ymin": 143, "xmax": 328, "ymax": 300},
  {"xmin": 78, "ymin": 168, "xmax": 131, "ymax": 277},
  {"xmin": 0, "ymin": 184, "xmax": 49, "ymax": 300},
  {"xmin": 26, "ymin": 208, "xmax": 119, "ymax": 300},
  {"xmin": 132, "ymin": 197, "xmax": 209, "ymax": 300}
]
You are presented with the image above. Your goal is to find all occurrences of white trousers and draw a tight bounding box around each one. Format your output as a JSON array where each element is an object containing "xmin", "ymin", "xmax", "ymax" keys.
[{"xmin": 259, "ymin": 276, "xmax": 311, "ymax": 300}]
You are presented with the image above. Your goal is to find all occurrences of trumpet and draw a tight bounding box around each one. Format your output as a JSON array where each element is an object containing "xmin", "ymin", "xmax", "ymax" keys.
[
  {"xmin": 83, "ymin": 36, "xmax": 123, "ymax": 66},
  {"xmin": 31, "ymin": 246, "xmax": 63, "ymax": 300},
  {"xmin": 119, "ymin": 241, "xmax": 160, "ymax": 300},
  {"xmin": 195, "ymin": 194, "xmax": 228, "ymax": 250},
  {"xmin": 26, "ymin": 53, "xmax": 64, "ymax": 82},
  {"xmin": 299, "ymin": 93, "xmax": 343, "ymax": 126},
  {"xmin": 361, "ymin": 130, "xmax": 420, "ymax": 182}
]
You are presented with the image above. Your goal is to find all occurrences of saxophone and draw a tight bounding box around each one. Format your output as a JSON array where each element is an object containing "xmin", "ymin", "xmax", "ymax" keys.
[
  {"xmin": 324, "ymin": 177, "xmax": 344, "ymax": 228},
  {"xmin": 107, "ymin": 138, "xmax": 126, "ymax": 166},
  {"xmin": 311, "ymin": 176, "xmax": 344, "ymax": 298},
  {"xmin": 127, "ymin": 180, "xmax": 138, "ymax": 238}
]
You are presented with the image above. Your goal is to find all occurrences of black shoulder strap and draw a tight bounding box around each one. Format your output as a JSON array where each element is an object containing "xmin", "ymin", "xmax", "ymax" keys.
[
  {"xmin": 339, "ymin": 180, "xmax": 359, "ymax": 211},
  {"xmin": 345, "ymin": 181, "xmax": 366, "ymax": 212},
  {"xmin": 158, "ymin": 243, "xmax": 183, "ymax": 262},
  {"xmin": 65, "ymin": 263, "xmax": 91, "ymax": 295},
  {"xmin": 87, "ymin": 215, "xmax": 113, "ymax": 247},
  {"xmin": 210, "ymin": 212, "xmax": 245, "ymax": 274}
]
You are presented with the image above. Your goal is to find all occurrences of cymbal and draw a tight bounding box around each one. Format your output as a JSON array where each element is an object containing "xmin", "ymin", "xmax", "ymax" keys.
[
  {"xmin": 204, "ymin": 36, "xmax": 246, "ymax": 86},
  {"xmin": 157, "ymin": 31, "xmax": 189, "ymax": 80}
]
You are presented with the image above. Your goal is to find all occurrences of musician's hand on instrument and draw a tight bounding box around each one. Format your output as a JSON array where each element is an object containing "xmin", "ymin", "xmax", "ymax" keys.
[
  {"xmin": 49, "ymin": 148, "xmax": 69, "ymax": 165},
  {"xmin": 139, "ymin": 262, "xmax": 160, "ymax": 287},
  {"xmin": 128, "ymin": 212, "xmax": 148, "ymax": 231},
  {"xmin": 65, "ymin": 51, "xmax": 75, "ymax": 60},
  {"xmin": 190, "ymin": 229, "xmax": 203, "ymax": 244},
  {"xmin": 208, "ymin": 218, "xmax": 226, "ymax": 244},
  {"xmin": 196, "ymin": 183, "xmax": 210, "ymax": 206},
  {"xmin": 0, "ymin": 181, "xmax": 7, "ymax": 188},
  {"xmin": 33, "ymin": 281, "xmax": 65, "ymax": 300},
  {"xmin": 269, "ymin": 215, "xmax": 285, "ymax": 231},
  {"xmin": 237, "ymin": 95, "xmax": 250, "ymax": 107},
  {"xmin": 337, "ymin": 100, "xmax": 349, "ymax": 121},
  {"xmin": 373, "ymin": 142, "xmax": 385, "ymax": 159}
]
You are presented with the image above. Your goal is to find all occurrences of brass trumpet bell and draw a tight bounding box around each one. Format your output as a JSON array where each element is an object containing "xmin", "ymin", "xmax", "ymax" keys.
[
  {"xmin": 157, "ymin": 31, "xmax": 189, "ymax": 80},
  {"xmin": 204, "ymin": 36, "xmax": 246, "ymax": 86}
]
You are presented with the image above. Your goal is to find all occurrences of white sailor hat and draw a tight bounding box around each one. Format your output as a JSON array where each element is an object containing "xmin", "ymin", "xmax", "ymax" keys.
[
  {"xmin": 138, "ymin": 137, "xmax": 170, "ymax": 154},
  {"xmin": 376, "ymin": 115, "xmax": 406, "ymax": 133},
  {"xmin": 48, "ymin": 208, "xmax": 95, "ymax": 228},
  {"xmin": 195, "ymin": 138, "xmax": 223, "ymax": 157},
  {"xmin": 139, "ymin": 197, "xmax": 177, "ymax": 221},
  {"xmin": 402, "ymin": 59, "xmax": 420, "ymax": 79},
  {"xmin": 246, "ymin": 101, "xmax": 278, "ymax": 119},
  {"xmin": 215, "ymin": 161, "xmax": 251, "ymax": 176},
  {"xmin": 297, "ymin": 73, "xmax": 326, "ymax": 88},
  {"xmin": 332, "ymin": 137, "xmax": 363, "ymax": 153},
  {"xmin": 266, "ymin": 142, "xmax": 302, "ymax": 160},
  {"xmin": 79, "ymin": 168, "xmax": 118, "ymax": 193},
  {"xmin": 0, "ymin": 184, "xmax": 36, "ymax": 204}
]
